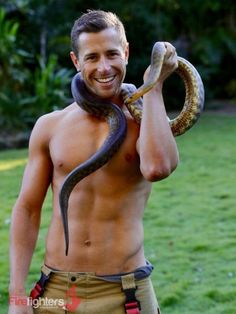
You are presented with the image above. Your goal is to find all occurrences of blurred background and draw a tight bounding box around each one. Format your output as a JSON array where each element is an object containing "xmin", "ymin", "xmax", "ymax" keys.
[
  {"xmin": 1, "ymin": 2, "xmax": 236, "ymax": 313},
  {"xmin": 0, "ymin": 0, "xmax": 235, "ymax": 144}
]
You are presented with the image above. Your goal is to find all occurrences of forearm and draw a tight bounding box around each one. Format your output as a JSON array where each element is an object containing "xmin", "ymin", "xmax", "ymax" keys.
[
  {"xmin": 9, "ymin": 202, "xmax": 41, "ymax": 296},
  {"xmin": 138, "ymin": 86, "xmax": 179, "ymax": 181}
]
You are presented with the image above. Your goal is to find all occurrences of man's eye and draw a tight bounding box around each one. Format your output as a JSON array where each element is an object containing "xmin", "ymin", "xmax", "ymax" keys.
[
  {"xmin": 108, "ymin": 52, "xmax": 119, "ymax": 58},
  {"xmin": 86, "ymin": 55, "xmax": 96, "ymax": 61}
]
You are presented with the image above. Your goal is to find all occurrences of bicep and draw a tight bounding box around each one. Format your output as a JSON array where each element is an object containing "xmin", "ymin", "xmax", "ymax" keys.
[
  {"xmin": 16, "ymin": 118, "xmax": 53, "ymax": 212},
  {"xmin": 18, "ymin": 155, "xmax": 52, "ymax": 211}
]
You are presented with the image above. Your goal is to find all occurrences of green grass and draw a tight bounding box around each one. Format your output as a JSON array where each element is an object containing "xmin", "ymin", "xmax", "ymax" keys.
[{"xmin": 1, "ymin": 112, "xmax": 236, "ymax": 313}]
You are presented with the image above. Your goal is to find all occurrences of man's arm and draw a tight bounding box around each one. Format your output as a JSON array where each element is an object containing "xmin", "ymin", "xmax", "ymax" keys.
[
  {"xmin": 137, "ymin": 42, "xmax": 179, "ymax": 182},
  {"xmin": 8, "ymin": 115, "xmax": 53, "ymax": 312}
]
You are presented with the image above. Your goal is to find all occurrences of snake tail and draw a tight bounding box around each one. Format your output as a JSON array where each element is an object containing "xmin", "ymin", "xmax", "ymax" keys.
[{"xmin": 169, "ymin": 57, "xmax": 205, "ymax": 136}]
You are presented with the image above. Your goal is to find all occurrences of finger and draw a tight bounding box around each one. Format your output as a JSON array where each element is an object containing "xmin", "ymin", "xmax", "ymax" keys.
[
  {"xmin": 164, "ymin": 42, "xmax": 176, "ymax": 59},
  {"xmin": 165, "ymin": 53, "xmax": 178, "ymax": 69},
  {"xmin": 143, "ymin": 65, "xmax": 151, "ymax": 81},
  {"xmin": 164, "ymin": 42, "xmax": 175, "ymax": 51}
]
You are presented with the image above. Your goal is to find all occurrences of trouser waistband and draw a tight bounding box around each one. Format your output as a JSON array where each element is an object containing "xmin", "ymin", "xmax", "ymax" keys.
[
  {"xmin": 31, "ymin": 262, "xmax": 154, "ymax": 313},
  {"xmin": 42, "ymin": 260, "xmax": 153, "ymax": 283}
]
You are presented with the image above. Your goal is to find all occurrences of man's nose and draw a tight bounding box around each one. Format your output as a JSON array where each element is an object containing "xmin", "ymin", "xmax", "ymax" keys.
[{"xmin": 97, "ymin": 57, "xmax": 111, "ymax": 73}]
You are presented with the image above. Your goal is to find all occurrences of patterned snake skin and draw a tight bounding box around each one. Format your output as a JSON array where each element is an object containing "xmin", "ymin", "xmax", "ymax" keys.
[{"xmin": 59, "ymin": 42, "xmax": 204, "ymax": 255}]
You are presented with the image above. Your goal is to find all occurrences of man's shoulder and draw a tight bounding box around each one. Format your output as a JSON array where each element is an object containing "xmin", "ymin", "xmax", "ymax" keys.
[
  {"xmin": 27, "ymin": 103, "xmax": 83, "ymax": 154},
  {"xmin": 29, "ymin": 105, "xmax": 73, "ymax": 143},
  {"xmin": 35, "ymin": 103, "xmax": 78, "ymax": 127}
]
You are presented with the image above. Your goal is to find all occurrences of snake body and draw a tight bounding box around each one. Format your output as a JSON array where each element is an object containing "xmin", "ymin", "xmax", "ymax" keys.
[
  {"xmin": 59, "ymin": 75, "xmax": 127, "ymax": 255},
  {"xmin": 59, "ymin": 42, "xmax": 204, "ymax": 255}
]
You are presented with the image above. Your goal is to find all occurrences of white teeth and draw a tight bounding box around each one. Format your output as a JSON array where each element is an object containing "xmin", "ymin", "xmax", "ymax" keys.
[{"xmin": 96, "ymin": 76, "xmax": 115, "ymax": 83}]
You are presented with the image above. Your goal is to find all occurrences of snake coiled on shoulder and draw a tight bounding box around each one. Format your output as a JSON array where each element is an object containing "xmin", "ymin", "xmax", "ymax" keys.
[{"xmin": 59, "ymin": 42, "xmax": 204, "ymax": 255}]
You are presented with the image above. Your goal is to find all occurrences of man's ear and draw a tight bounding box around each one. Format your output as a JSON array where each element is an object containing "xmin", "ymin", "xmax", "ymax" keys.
[
  {"xmin": 70, "ymin": 51, "xmax": 80, "ymax": 71},
  {"xmin": 125, "ymin": 42, "xmax": 129, "ymax": 65}
]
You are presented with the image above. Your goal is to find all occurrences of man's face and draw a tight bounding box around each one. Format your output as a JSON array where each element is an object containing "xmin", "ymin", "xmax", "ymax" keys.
[{"xmin": 70, "ymin": 27, "xmax": 129, "ymax": 103}]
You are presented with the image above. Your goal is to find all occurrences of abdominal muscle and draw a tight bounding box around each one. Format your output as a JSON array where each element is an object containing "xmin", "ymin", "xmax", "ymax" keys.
[{"xmin": 44, "ymin": 171, "xmax": 151, "ymax": 275}]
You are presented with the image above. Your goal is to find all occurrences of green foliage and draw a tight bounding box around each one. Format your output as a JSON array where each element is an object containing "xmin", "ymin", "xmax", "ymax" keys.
[
  {"xmin": 22, "ymin": 55, "xmax": 73, "ymax": 126},
  {"xmin": 0, "ymin": 8, "xmax": 19, "ymax": 59},
  {"xmin": 0, "ymin": 0, "xmax": 235, "ymax": 131},
  {"xmin": 0, "ymin": 6, "xmax": 73, "ymax": 130},
  {"xmin": 34, "ymin": 55, "xmax": 72, "ymax": 112},
  {"xmin": 0, "ymin": 8, "xmax": 31, "ymax": 129}
]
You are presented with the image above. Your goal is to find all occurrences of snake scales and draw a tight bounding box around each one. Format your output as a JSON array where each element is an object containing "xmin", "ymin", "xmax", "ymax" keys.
[{"xmin": 59, "ymin": 42, "xmax": 204, "ymax": 255}]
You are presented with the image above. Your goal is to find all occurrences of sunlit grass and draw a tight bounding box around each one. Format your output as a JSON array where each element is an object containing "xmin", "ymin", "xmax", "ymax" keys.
[
  {"xmin": 144, "ymin": 113, "xmax": 236, "ymax": 313},
  {"xmin": 0, "ymin": 159, "xmax": 27, "ymax": 171}
]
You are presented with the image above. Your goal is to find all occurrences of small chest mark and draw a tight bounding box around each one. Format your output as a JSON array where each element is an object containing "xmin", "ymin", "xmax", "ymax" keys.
[{"xmin": 125, "ymin": 153, "xmax": 135, "ymax": 163}]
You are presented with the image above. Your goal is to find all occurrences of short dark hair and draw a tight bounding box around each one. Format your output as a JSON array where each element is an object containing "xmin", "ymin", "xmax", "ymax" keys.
[{"xmin": 71, "ymin": 10, "xmax": 127, "ymax": 56}]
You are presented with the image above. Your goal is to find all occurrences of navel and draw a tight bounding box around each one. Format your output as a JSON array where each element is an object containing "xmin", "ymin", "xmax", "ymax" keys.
[{"xmin": 84, "ymin": 239, "xmax": 91, "ymax": 247}]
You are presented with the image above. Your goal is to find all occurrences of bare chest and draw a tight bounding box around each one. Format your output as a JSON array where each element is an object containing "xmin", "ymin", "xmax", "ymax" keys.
[{"xmin": 49, "ymin": 112, "xmax": 141, "ymax": 178}]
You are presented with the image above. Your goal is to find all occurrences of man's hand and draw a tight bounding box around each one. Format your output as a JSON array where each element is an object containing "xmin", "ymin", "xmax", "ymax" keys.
[
  {"xmin": 8, "ymin": 304, "xmax": 33, "ymax": 314},
  {"xmin": 143, "ymin": 41, "xmax": 178, "ymax": 90},
  {"xmin": 8, "ymin": 293, "xmax": 33, "ymax": 314}
]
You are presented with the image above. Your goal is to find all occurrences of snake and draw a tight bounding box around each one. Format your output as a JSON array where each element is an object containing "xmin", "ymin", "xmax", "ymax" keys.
[{"xmin": 59, "ymin": 42, "xmax": 204, "ymax": 255}]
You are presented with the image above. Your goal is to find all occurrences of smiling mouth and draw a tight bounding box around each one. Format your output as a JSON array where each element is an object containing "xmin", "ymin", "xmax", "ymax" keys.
[{"xmin": 95, "ymin": 75, "xmax": 115, "ymax": 83}]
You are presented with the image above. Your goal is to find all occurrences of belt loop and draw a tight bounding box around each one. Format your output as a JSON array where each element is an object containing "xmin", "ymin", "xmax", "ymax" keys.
[
  {"xmin": 121, "ymin": 273, "xmax": 136, "ymax": 290},
  {"xmin": 121, "ymin": 273, "xmax": 141, "ymax": 314},
  {"xmin": 41, "ymin": 264, "xmax": 52, "ymax": 276}
]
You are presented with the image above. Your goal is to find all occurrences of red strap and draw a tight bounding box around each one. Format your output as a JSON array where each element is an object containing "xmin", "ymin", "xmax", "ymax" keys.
[
  {"xmin": 126, "ymin": 309, "xmax": 140, "ymax": 314},
  {"xmin": 125, "ymin": 301, "xmax": 140, "ymax": 314},
  {"xmin": 30, "ymin": 283, "xmax": 43, "ymax": 299}
]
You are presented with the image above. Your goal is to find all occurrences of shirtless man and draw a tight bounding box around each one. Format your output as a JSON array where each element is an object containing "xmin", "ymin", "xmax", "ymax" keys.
[{"xmin": 8, "ymin": 10, "xmax": 179, "ymax": 314}]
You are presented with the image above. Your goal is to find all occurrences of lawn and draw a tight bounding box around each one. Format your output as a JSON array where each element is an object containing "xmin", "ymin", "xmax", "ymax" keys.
[{"xmin": 1, "ymin": 112, "xmax": 236, "ymax": 313}]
